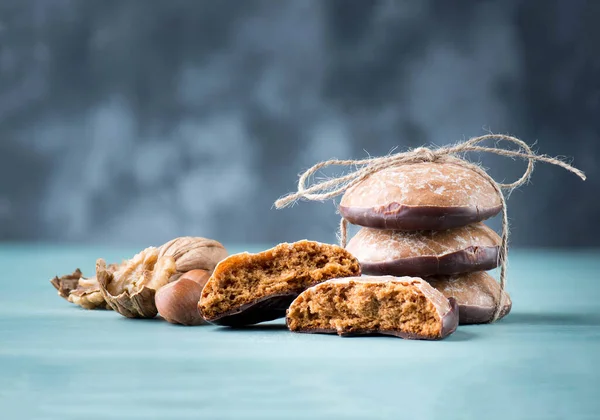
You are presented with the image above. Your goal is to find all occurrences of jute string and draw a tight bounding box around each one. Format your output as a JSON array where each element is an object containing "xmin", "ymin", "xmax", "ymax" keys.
[{"xmin": 274, "ymin": 134, "xmax": 586, "ymax": 321}]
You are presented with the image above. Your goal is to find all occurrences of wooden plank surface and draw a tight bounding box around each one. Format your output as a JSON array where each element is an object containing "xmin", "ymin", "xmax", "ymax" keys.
[{"xmin": 1, "ymin": 245, "xmax": 599, "ymax": 419}]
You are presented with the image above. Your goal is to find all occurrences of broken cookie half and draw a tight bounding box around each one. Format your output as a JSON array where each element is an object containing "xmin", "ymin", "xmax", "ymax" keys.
[
  {"xmin": 286, "ymin": 276, "xmax": 459, "ymax": 340},
  {"xmin": 198, "ymin": 240, "xmax": 361, "ymax": 327}
]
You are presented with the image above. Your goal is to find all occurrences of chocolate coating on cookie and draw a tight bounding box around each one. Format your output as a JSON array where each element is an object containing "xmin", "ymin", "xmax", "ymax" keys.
[
  {"xmin": 201, "ymin": 294, "xmax": 297, "ymax": 327},
  {"xmin": 346, "ymin": 223, "xmax": 501, "ymax": 277},
  {"xmin": 339, "ymin": 163, "xmax": 502, "ymax": 230}
]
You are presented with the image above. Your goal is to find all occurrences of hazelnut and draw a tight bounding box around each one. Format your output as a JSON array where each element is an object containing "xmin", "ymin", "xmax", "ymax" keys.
[
  {"xmin": 179, "ymin": 269, "xmax": 211, "ymax": 288},
  {"xmin": 155, "ymin": 278, "xmax": 206, "ymax": 326}
]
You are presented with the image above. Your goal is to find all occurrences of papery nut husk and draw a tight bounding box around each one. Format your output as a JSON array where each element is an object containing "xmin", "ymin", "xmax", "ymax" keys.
[
  {"xmin": 97, "ymin": 249, "xmax": 177, "ymax": 319},
  {"xmin": 51, "ymin": 269, "xmax": 83, "ymax": 300},
  {"xmin": 109, "ymin": 283, "xmax": 159, "ymax": 318},
  {"xmin": 68, "ymin": 283, "xmax": 109, "ymax": 310},
  {"xmin": 158, "ymin": 237, "xmax": 228, "ymax": 276},
  {"xmin": 97, "ymin": 264, "xmax": 159, "ymax": 318},
  {"xmin": 51, "ymin": 267, "xmax": 118, "ymax": 310}
]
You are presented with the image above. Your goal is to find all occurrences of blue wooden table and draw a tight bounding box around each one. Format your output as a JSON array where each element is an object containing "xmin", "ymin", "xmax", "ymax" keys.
[{"xmin": 1, "ymin": 244, "xmax": 599, "ymax": 420}]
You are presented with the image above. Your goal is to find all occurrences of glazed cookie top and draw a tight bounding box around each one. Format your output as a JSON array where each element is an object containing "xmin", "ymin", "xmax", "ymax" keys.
[
  {"xmin": 428, "ymin": 271, "xmax": 510, "ymax": 308},
  {"xmin": 346, "ymin": 223, "xmax": 501, "ymax": 263},
  {"xmin": 340, "ymin": 162, "xmax": 501, "ymax": 209}
]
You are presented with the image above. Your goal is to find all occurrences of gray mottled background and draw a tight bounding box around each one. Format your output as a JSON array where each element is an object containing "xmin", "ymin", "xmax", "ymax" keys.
[{"xmin": 0, "ymin": 0, "xmax": 598, "ymax": 247}]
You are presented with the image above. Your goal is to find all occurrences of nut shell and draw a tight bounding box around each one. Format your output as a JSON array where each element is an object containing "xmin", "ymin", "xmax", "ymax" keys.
[
  {"xmin": 50, "ymin": 269, "xmax": 83, "ymax": 300},
  {"xmin": 158, "ymin": 237, "xmax": 228, "ymax": 281},
  {"xmin": 97, "ymin": 248, "xmax": 177, "ymax": 318},
  {"xmin": 50, "ymin": 267, "xmax": 119, "ymax": 310},
  {"xmin": 68, "ymin": 280, "xmax": 109, "ymax": 310}
]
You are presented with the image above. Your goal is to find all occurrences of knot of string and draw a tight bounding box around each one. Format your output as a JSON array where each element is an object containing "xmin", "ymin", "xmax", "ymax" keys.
[
  {"xmin": 412, "ymin": 147, "xmax": 437, "ymax": 162},
  {"xmin": 274, "ymin": 134, "xmax": 586, "ymax": 322}
]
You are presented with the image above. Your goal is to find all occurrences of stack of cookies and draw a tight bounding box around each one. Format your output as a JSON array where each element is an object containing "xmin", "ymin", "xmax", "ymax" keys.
[{"xmin": 342, "ymin": 161, "xmax": 512, "ymax": 324}]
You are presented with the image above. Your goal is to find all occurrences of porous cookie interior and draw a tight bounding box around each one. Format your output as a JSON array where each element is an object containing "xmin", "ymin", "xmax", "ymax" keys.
[
  {"xmin": 199, "ymin": 241, "xmax": 360, "ymax": 320},
  {"xmin": 287, "ymin": 280, "xmax": 442, "ymax": 338}
]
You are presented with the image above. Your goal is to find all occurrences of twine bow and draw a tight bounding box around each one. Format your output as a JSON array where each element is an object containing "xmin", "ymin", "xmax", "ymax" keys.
[{"xmin": 275, "ymin": 134, "xmax": 586, "ymax": 321}]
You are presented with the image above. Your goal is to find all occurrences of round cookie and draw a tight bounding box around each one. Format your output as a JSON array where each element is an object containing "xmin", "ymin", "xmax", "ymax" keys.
[
  {"xmin": 339, "ymin": 163, "xmax": 502, "ymax": 230},
  {"xmin": 346, "ymin": 223, "xmax": 501, "ymax": 277},
  {"xmin": 427, "ymin": 271, "xmax": 512, "ymax": 324}
]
